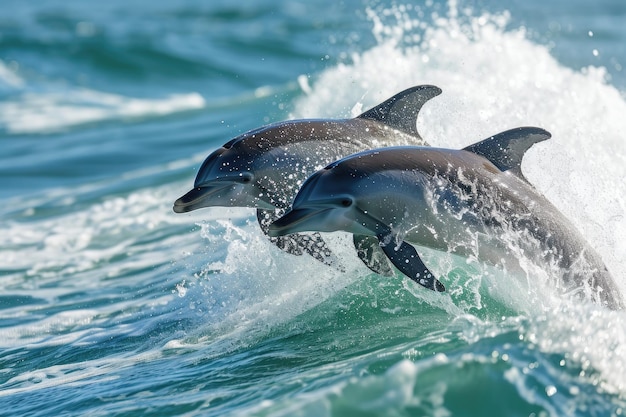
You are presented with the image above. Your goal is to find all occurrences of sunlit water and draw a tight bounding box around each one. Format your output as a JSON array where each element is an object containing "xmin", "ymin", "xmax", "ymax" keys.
[{"xmin": 1, "ymin": 0, "xmax": 626, "ymax": 415}]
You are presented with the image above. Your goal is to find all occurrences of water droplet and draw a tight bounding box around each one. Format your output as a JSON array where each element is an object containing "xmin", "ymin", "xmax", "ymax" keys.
[{"xmin": 545, "ymin": 385, "xmax": 557, "ymax": 397}]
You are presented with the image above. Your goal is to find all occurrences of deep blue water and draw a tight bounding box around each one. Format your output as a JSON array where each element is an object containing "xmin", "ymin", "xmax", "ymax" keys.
[{"xmin": 2, "ymin": 0, "xmax": 626, "ymax": 415}]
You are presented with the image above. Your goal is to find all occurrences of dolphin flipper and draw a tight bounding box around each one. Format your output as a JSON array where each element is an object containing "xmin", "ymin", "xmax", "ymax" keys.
[
  {"xmin": 357, "ymin": 85, "xmax": 442, "ymax": 138},
  {"xmin": 463, "ymin": 127, "xmax": 551, "ymax": 180},
  {"xmin": 257, "ymin": 209, "xmax": 343, "ymax": 269},
  {"xmin": 353, "ymin": 234, "xmax": 395, "ymax": 276},
  {"xmin": 377, "ymin": 231, "xmax": 446, "ymax": 292}
]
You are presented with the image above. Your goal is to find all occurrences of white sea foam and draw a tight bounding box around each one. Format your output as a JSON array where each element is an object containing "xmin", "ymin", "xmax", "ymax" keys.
[
  {"xmin": 0, "ymin": 88, "xmax": 205, "ymax": 133},
  {"xmin": 1, "ymin": 185, "xmax": 182, "ymax": 276},
  {"xmin": 0, "ymin": 178, "xmax": 211, "ymax": 348},
  {"xmin": 0, "ymin": 349, "xmax": 162, "ymax": 398},
  {"xmin": 177, "ymin": 221, "xmax": 366, "ymax": 347},
  {"xmin": 0, "ymin": 60, "xmax": 24, "ymax": 90}
]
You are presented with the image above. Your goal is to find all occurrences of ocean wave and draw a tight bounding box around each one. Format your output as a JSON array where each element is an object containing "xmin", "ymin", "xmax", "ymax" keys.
[
  {"xmin": 0, "ymin": 60, "xmax": 24, "ymax": 92},
  {"xmin": 0, "ymin": 88, "xmax": 206, "ymax": 133},
  {"xmin": 2, "ymin": 1, "xmax": 626, "ymax": 415}
]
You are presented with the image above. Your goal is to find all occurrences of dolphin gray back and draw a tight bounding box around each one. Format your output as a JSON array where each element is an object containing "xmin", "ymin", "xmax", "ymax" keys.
[{"xmin": 225, "ymin": 85, "xmax": 442, "ymax": 154}]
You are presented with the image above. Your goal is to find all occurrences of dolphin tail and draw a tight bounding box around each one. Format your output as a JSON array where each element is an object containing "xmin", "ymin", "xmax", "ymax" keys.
[
  {"xmin": 257, "ymin": 209, "xmax": 345, "ymax": 271},
  {"xmin": 463, "ymin": 126, "xmax": 551, "ymax": 182},
  {"xmin": 376, "ymin": 230, "xmax": 446, "ymax": 292},
  {"xmin": 353, "ymin": 234, "xmax": 395, "ymax": 277},
  {"xmin": 356, "ymin": 85, "xmax": 442, "ymax": 139}
]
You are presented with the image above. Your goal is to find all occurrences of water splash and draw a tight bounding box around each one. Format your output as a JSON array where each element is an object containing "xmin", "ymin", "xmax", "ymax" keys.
[
  {"xmin": 288, "ymin": 0, "xmax": 626, "ymax": 396},
  {"xmin": 293, "ymin": 1, "xmax": 626, "ymax": 289}
]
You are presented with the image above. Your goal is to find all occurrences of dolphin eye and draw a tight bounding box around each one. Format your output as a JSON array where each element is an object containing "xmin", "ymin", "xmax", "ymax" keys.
[
  {"xmin": 239, "ymin": 172, "xmax": 253, "ymax": 183},
  {"xmin": 340, "ymin": 197, "xmax": 353, "ymax": 207}
]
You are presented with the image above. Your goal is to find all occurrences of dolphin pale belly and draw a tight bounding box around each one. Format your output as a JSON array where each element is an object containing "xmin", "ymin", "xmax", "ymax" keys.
[
  {"xmin": 174, "ymin": 85, "xmax": 441, "ymax": 273},
  {"xmin": 269, "ymin": 127, "xmax": 624, "ymax": 309}
]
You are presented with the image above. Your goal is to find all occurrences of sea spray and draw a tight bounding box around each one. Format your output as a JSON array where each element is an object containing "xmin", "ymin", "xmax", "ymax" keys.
[{"xmin": 288, "ymin": 0, "xmax": 626, "ymax": 400}]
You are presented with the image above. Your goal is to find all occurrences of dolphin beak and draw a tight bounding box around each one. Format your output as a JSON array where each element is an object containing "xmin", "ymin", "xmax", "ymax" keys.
[
  {"xmin": 268, "ymin": 208, "xmax": 329, "ymax": 237},
  {"xmin": 172, "ymin": 185, "xmax": 227, "ymax": 213}
]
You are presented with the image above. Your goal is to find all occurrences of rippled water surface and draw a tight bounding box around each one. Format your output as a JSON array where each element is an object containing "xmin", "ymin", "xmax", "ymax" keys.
[{"xmin": 2, "ymin": 0, "xmax": 626, "ymax": 415}]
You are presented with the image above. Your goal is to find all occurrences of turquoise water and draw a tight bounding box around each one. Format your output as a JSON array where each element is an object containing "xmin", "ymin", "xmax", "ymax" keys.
[{"xmin": 2, "ymin": 0, "xmax": 626, "ymax": 415}]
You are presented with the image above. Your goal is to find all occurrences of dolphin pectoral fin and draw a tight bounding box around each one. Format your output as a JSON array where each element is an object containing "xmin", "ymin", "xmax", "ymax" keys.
[
  {"xmin": 377, "ymin": 233, "xmax": 445, "ymax": 292},
  {"xmin": 357, "ymin": 85, "xmax": 442, "ymax": 139},
  {"xmin": 353, "ymin": 234, "xmax": 394, "ymax": 276},
  {"xmin": 257, "ymin": 209, "xmax": 303, "ymax": 256},
  {"xmin": 463, "ymin": 127, "xmax": 551, "ymax": 181},
  {"xmin": 269, "ymin": 235, "xmax": 303, "ymax": 255},
  {"xmin": 256, "ymin": 209, "xmax": 344, "ymax": 270},
  {"xmin": 272, "ymin": 232, "xmax": 345, "ymax": 271}
]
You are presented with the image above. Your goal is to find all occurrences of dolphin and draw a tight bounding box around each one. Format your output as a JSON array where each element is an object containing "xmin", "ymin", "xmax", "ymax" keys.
[
  {"xmin": 173, "ymin": 85, "xmax": 442, "ymax": 274},
  {"xmin": 268, "ymin": 127, "xmax": 624, "ymax": 309}
]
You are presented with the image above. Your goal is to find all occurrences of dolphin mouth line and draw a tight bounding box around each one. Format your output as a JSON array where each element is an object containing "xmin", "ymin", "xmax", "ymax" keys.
[
  {"xmin": 172, "ymin": 184, "xmax": 231, "ymax": 213},
  {"xmin": 267, "ymin": 208, "xmax": 331, "ymax": 237}
]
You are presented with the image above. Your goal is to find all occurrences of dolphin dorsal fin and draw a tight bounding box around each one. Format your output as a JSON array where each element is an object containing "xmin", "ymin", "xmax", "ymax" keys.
[
  {"xmin": 463, "ymin": 127, "xmax": 551, "ymax": 179},
  {"xmin": 357, "ymin": 85, "xmax": 442, "ymax": 137}
]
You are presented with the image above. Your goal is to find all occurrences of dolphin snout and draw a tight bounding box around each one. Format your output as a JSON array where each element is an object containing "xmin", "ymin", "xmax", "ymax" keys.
[
  {"xmin": 268, "ymin": 208, "xmax": 325, "ymax": 237},
  {"xmin": 173, "ymin": 188, "xmax": 204, "ymax": 213},
  {"xmin": 173, "ymin": 186, "xmax": 227, "ymax": 213}
]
